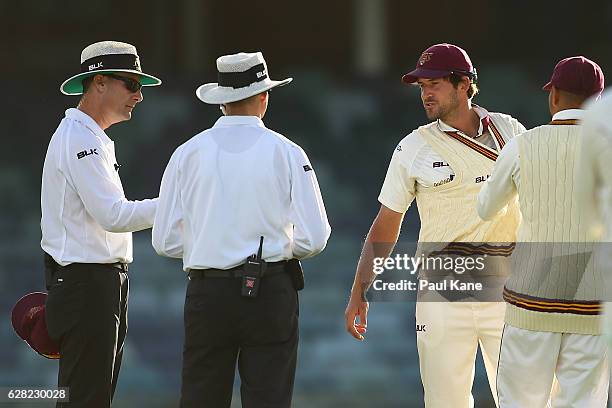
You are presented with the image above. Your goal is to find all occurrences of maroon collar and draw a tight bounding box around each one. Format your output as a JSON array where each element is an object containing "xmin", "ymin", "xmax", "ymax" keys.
[{"xmin": 480, "ymin": 116, "xmax": 491, "ymax": 134}]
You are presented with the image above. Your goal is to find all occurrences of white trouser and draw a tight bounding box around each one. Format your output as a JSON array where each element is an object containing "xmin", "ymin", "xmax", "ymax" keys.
[
  {"xmin": 605, "ymin": 303, "xmax": 612, "ymax": 405},
  {"xmin": 415, "ymin": 301, "xmax": 505, "ymax": 408},
  {"xmin": 497, "ymin": 324, "xmax": 609, "ymax": 408}
]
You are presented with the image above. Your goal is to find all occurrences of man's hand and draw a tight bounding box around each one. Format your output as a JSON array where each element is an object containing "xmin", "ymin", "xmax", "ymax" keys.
[{"xmin": 344, "ymin": 292, "xmax": 369, "ymax": 341}]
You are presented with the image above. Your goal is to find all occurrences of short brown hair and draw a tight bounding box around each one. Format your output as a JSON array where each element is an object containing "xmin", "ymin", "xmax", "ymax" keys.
[{"xmin": 448, "ymin": 73, "xmax": 479, "ymax": 99}]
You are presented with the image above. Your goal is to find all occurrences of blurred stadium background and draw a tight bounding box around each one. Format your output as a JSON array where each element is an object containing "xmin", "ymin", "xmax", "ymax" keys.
[{"xmin": 1, "ymin": 0, "xmax": 611, "ymax": 406}]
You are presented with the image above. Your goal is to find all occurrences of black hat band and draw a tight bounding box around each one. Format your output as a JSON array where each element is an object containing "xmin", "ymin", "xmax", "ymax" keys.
[
  {"xmin": 80, "ymin": 54, "xmax": 141, "ymax": 73},
  {"xmin": 452, "ymin": 68, "xmax": 478, "ymax": 82},
  {"xmin": 217, "ymin": 63, "xmax": 268, "ymax": 89}
]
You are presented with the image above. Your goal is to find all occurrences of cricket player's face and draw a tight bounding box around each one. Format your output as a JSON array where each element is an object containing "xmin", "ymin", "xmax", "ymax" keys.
[
  {"xmin": 417, "ymin": 77, "xmax": 460, "ymax": 121},
  {"xmin": 104, "ymin": 73, "xmax": 144, "ymax": 122}
]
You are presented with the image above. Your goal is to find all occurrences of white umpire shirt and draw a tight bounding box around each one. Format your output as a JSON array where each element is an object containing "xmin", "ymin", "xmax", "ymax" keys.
[
  {"xmin": 41, "ymin": 108, "xmax": 157, "ymax": 266},
  {"xmin": 152, "ymin": 115, "xmax": 331, "ymax": 271}
]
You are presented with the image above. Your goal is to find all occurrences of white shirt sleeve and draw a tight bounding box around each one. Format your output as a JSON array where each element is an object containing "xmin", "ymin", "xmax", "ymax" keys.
[
  {"xmin": 477, "ymin": 136, "xmax": 520, "ymax": 221},
  {"xmin": 152, "ymin": 149, "xmax": 184, "ymax": 258},
  {"xmin": 378, "ymin": 139, "xmax": 417, "ymax": 214},
  {"xmin": 65, "ymin": 129, "xmax": 157, "ymax": 233},
  {"xmin": 288, "ymin": 146, "xmax": 331, "ymax": 259}
]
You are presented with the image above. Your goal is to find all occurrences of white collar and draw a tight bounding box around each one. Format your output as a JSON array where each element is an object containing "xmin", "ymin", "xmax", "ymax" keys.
[
  {"xmin": 436, "ymin": 105, "xmax": 490, "ymax": 137},
  {"xmin": 551, "ymin": 109, "xmax": 584, "ymax": 121},
  {"xmin": 65, "ymin": 108, "xmax": 112, "ymax": 144},
  {"xmin": 213, "ymin": 115, "xmax": 265, "ymax": 128}
]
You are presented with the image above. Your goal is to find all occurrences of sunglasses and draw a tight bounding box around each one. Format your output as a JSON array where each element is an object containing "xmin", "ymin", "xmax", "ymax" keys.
[{"xmin": 104, "ymin": 74, "xmax": 142, "ymax": 93}]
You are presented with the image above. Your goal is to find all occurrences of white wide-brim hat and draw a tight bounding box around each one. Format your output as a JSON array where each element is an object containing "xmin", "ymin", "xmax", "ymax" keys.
[
  {"xmin": 196, "ymin": 52, "xmax": 292, "ymax": 104},
  {"xmin": 60, "ymin": 41, "xmax": 162, "ymax": 95}
]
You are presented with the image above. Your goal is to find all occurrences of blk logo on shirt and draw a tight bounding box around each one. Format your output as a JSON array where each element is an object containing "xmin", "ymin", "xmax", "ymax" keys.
[
  {"xmin": 475, "ymin": 175, "xmax": 490, "ymax": 184},
  {"xmin": 76, "ymin": 149, "xmax": 99, "ymax": 159}
]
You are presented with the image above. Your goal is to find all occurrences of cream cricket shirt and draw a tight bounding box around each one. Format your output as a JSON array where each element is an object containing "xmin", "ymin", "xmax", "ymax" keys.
[
  {"xmin": 477, "ymin": 109, "xmax": 605, "ymax": 334},
  {"xmin": 41, "ymin": 108, "xmax": 157, "ymax": 266},
  {"xmin": 477, "ymin": 109, "xmax": 584, "ymax": 220},
  {"xmin": 152, "ymin": 115, "xmax": 331, "ymax": 271},
  {"xmin": 579, "ymin": 94, "xmax": 612, "ymax": 242},
  {"xmin": 379, "ymin": 105, "xmax": 525, "ymax": 213},
  {"xmin": 580, "ymin": 90, "xmax": 612, "ymax": 341}
]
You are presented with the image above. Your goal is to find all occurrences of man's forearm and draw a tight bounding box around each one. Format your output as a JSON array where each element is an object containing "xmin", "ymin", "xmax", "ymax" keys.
[
  {"xmin": 352, "ymin": 239, "xmax": 396, "ymax": 300},
  {"xmin": 351, "ymin": 205, "xmax": 404, "ymax": 300}
]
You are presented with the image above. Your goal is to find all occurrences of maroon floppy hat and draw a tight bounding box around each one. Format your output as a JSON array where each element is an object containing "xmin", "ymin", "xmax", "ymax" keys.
[
  {"xmin": 542, "ymin": 56, "xmax": 604, "ymax": 98},
  {"xmin": 11, "ymin": 292, "xmax": 59, "ymax": 359},
  {"xmin": 402, "ymin": 43, "xmax": 477, "ymax": 84}
]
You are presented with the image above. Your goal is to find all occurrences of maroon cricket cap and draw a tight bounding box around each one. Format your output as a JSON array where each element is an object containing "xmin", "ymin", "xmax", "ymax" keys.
[
  {"xmin": 402, "ymin": 43, "xmax": 477, "ymax": 84},
  {"xmin": 542, "ymin": 56, "xmax": 604, "ymax": 97},
  {"xmin": 11, "ymin": 292, "xmax": 60, "ymax": 359}
]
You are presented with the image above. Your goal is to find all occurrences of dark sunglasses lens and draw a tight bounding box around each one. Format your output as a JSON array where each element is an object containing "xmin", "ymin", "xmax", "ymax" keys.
[
  {"xmin": 109, "ymin": 75, "xmax": 141, "ymax": 92},
  {"xmin": 124, "ymin": 78, "xmax": 141, "ymax": 93}
]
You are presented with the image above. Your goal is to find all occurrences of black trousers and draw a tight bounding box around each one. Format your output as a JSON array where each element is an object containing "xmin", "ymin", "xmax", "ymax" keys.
[
  {"xmin": 180, "ymin": 270, "xmax": 299, "ymax": 408},
  {"xmin": 45, "ymin": 261, "xmax": 129, "ymax": 408}
]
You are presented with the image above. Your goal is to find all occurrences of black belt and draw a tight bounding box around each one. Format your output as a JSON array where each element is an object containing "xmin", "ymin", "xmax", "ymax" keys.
[
  {"xmin": 44, "ymin": 253, "xmax": 128, "ymax": 273},
  {"xmin": 108, "ymin": 263, "xmax": 129, "ymax": 273},
  {"xmin": 189, "ymin": 260, "xmax": 288, "ymax": 279},
  {"xmin": 62, "ymin": 262, "xmax": 128, "ymax": 273}
]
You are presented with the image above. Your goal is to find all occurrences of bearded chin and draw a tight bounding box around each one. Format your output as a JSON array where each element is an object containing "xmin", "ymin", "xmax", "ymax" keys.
[
  {"xmin": 425, "ymin": 109, "xmax": 439, "ymax": 120},
  {"xmin": 426, "ymin": 105, "xmax": 445, "ymax": 121},
  {"xmin": 433, "ymin": 99, "xmax": 458, "ymax": 122}
]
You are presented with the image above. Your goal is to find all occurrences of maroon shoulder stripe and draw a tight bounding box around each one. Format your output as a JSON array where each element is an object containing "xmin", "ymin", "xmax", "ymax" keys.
[
  {"xmin": 549, "ymin": 119, "xmax": 579, "ymax": 126},
  {"xmin": 445, "ymin": 131, "xmax": 498, "ymax": 161},
  {"xmin": 488, "ymin": 121, "xmax": 506, "ymax": 150}
]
